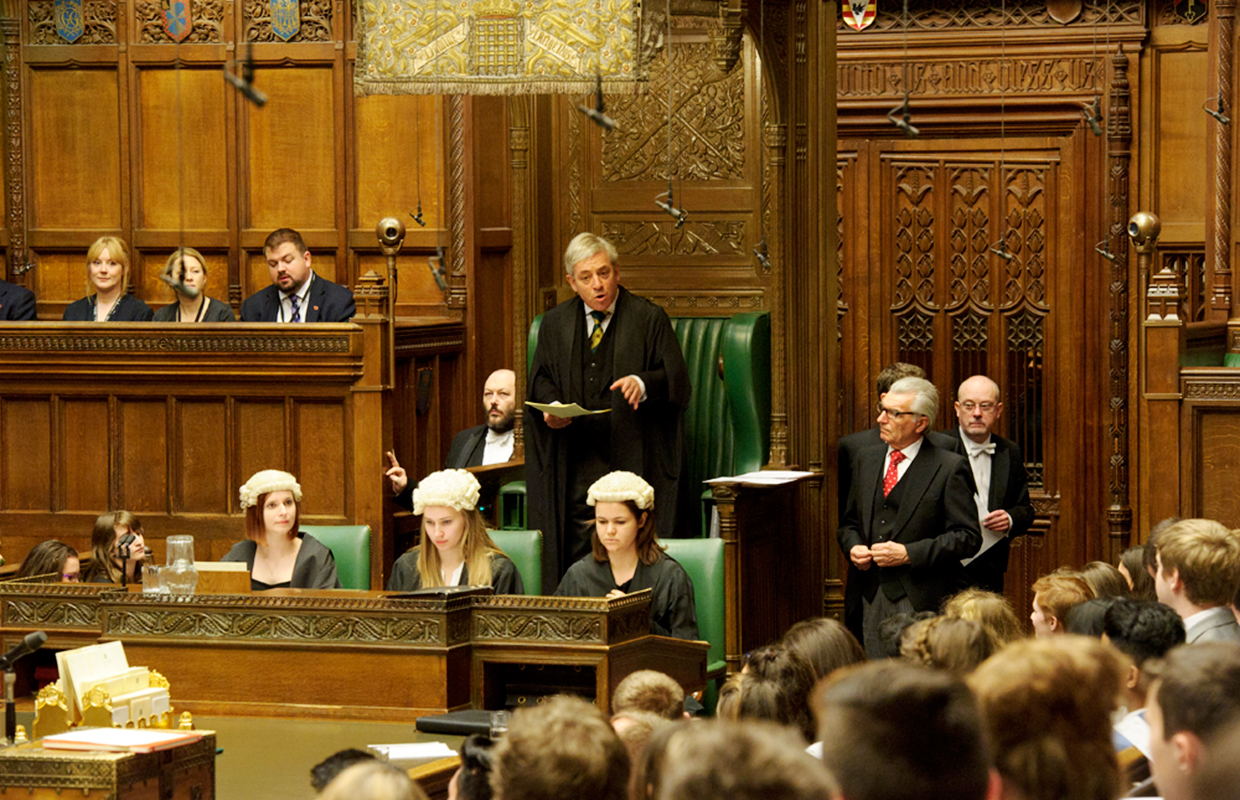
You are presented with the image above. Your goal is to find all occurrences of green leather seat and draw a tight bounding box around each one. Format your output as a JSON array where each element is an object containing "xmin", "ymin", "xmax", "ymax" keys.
[
  {"xmin": 662, "ymin": 537, "xmax": 726, "ymax": 711},
  {"xmin": 299, "ymin": 525, "xmax": 371, "ymax": 590},
  {"xmin": 487, "ymin": 529, "xmax": 542, "ymax": 595},
  {"xmin": 497, "ymin": 481, "xmax": 527, "ymax": 530}
]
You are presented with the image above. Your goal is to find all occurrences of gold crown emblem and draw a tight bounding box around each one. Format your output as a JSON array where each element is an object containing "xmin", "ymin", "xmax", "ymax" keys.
[{"xmin": 472, "ymin": 0, "xmax": 520, "ymax": 16}]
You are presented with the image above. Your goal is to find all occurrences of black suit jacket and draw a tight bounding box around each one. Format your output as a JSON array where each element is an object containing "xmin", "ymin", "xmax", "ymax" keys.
[
  {"xmin": 837, "ymin": 426, "xmax": 964, "ymax": 524},
  {"xmin": 837, "ymin": 437, "xmax": 981, "ymax": 621},
  {"xmin": 0, "ymin": 279, "xmax": 36, "ymax": 320},
  {"xmin": 941, "ymin": 428, "xmax": 1034, "ymax": 593},
  {"xmin": 393, "ymin": 424, "xmax": 489, "ymax": 510},
  {"xmin": 239, "ymin": 273, "xmax": 356, "ymax": 322}
]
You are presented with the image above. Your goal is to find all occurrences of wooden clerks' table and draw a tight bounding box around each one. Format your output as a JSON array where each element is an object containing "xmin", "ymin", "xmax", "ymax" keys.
[
  {"xmin": 0, "ymin": 584, "xmax": 707, "ymax": 721},
  {"xmin": 0, "ymin": 733, "xmax": 216, "ymax": 799}
]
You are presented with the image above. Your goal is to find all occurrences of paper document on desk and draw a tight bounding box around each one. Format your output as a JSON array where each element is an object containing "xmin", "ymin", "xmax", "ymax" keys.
[
  {"xmin": 705, "ymin": 470, "xmax": 814, "ymax": 486},
  {"xmin": 526, "ymin": 401, "xmax": 610, "ymax": 418},
  {"xmin": 368, "ymin": 742, "xmax": 457, "ymax": 760},
  {"xmin": 42, "ymin": 727, "xmax": 202, "ymax": 753}
]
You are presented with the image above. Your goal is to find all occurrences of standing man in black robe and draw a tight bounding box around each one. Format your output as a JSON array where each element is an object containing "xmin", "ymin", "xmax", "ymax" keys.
[{"xmin": 526, "ymin": 233, "xmax": 691, "ymax": 589}]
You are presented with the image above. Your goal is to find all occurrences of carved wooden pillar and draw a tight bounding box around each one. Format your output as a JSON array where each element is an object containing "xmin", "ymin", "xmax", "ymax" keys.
[
  {"xmin": 1106, "ymin": 47, "xmax": 1132, "ymax": 553},
  {"xmin": 1210, "ymin": 0, "xmax": 1235, "ymax": 322},
  {"xmin": 1, "ymin": 17, "xmax": 25, "ymax": 287},
  {"xmin": 449, "ymin": 95, "xmax": 468, "ymax": 311},
  {"xmin": 766, "ymin": 120, "xmax": 789, "ymax": 468},
  {"xmin": 509, "ymin": 98, "xmax": 531, "ymax": 460}
]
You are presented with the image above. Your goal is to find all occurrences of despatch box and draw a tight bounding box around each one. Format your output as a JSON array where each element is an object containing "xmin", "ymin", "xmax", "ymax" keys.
[{"xmin": 0, "ymin": 732, "xmax": 215, "ymax": 799}]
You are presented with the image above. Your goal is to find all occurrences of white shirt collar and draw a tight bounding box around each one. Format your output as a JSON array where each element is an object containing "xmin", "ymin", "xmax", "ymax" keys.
[
  {"xmin": 282, "ymin": 272, "xmax": 314, "ymax": 304},
  {"xmin": 886, "ymin": 436, "xmax": 923, "ymax": 463},
  {"xmin": 960, "ymin": 429, "xmax": 995, "ymax": 456}
]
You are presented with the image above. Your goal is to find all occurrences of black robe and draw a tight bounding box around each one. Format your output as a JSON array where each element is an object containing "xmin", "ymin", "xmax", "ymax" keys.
[
  {"xmin": 554, "ymin": 553, "xmax": 699, "ymax": 641},
  {"xmin": 526, "ymin": 287, "xmax": 691, "ymax": 587},
  {"xmin": 221, "ymin": 532, "xmax": 342, "ymax": 589},
  {"xmin": 386, "ymin": 548, "xmax": 524, "ymax": 595}
]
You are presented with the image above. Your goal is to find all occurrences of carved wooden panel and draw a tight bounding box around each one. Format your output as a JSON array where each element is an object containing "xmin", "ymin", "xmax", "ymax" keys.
[
  {"xmin": 177, "ymin": 400, "xmax": 229, "ymax": 514},
  {"xmin": 355, "ymin": 95, "xmax": 445, "ymax": 232},
  {"xmin": 62, "ymin": 399, "xmax": 110, "ymax": 512},
  {"xmin": 1193, "ymin": 410, "xmax": 1240, "ymax": 524},
  {"xmin": 296, "ymin": 401, "xmax": 346, "ymax": 516},
  {"xmin": 28, "ymin": 69, "xmax": 121, "ymax": 230},
  {"xmin": 835, "ymin": 0, "xmax": 1141, "ymax": 33},
  {"xmin": 28, "ymin": 0, "xmax": 117, "ymax": 44},
  {"xmin": 242, "ymin": 0, "xmax": 334, "ymax": 43},
  {"xmin": 1148, "ymin": 44, "xmax": 1209, "ymax": 243},
  {"xmin": 120, "ymin": 399, "xmax": 169, "ymax": 513},
  {"xmin": 1, "ymin": 398, "xmax": 51, "ymax": 510},
  {"xmin": 135, "ymin": 0, "xmax": 226, "ymax": 42}
]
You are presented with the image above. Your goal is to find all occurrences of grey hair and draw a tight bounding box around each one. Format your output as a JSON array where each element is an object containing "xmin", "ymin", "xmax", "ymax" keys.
[
  {"xmin": 888, "ymin": 376, "xmax": 938, "ymax": 424},
  {"xmin": 564, "ymin": 232, "xmax": 619, "ymax": 275}
]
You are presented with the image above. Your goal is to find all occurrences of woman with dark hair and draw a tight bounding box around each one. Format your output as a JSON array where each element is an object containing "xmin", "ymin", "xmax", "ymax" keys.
[
  {"xmin": 63, "ymin": 237, "xmax": 154, "ymax": 322},
  {"xmin": 730, "ymin": 644, "xmax": 817, "ymax": 744},
  {"xmin": 1117, "ymin": 546, "xmax": 1156, "ymax": 601},
  {"xmin": 82, "ymin": 510, "xmax": 147, "ymax": 584},
  {"xmin": 554, "ymin": 471, "xmax": 698, "ymax": 640},
  {"xmin": 449, "ymin": 734, "xmax": 496, "ymax": 800},
  {"xmin": 386, "ymin": 469, "xmax": 522, "ymax": 594},
  {"xmin": 223, "ymin": 469, "xmax": 341, "ymax": 590},
  {"xmin": 1081, "ymin": 561, "xmax": 1131, "ymax": 600},
  {"xmin": 781, "ymin": 617, "xmax": 865, "ymax": 681},
  {"xmin": 13, "ymin": 540, "xmax": 80, "ymax": 583}
]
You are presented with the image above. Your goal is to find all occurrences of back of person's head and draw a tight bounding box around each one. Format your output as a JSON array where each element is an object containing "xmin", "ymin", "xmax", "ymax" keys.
[
  {"xmin": 1119, "ymin": 546, "xmax": 1157, "ymax": 600},
  {"xmin": 491, "ymin": 695, "xmax": 628, "ymax": 800},
  {"xmin": 1064, "ymin": 598, "xmax": 1116, "ymax": 637},
  {"xmin": 814, "ymin": 661, "xmax": 991, "ymax": 800},
  {"xmin": 1145, "ymin": 517, "xmax": 1181, "ymax": 577},
  {"xmin": 1102, "ymin": 598, "xmax": 1185, "ymax": 671},
  {"xmin": 781, "ymin": 617, "xmax": 865, "ymax": 680},
  {"xmin": 968, "ymin": 636, "xmax": 1123, "ymax": 800},
  {"xmin": 318, "ymin": 760, "xmax": 426, "ymax": 800},
  {"xmin": 1191, "ymin": 715, "xmax": 1240, "ymax": 800},
  {"xmin": 633, "ymin": 720, "xmax": 689, "ymax": 800},
  {"xmin": 312, "ymin": 748, "xmax": 377, "ymax": 793},
  {"xmin": 612, "ymin": 670, "xmax": 684, "ymax": 720},
  {"xmin": 1081, "ymin": 561, "xmax": 1131, "ymax": 599},
  {"xmin": 14, "ymin": 540, "xmax": 79, "ymax": 583},
  {"xmin": 943, "ymin": 588, "xmax": 1025, "ymax": 646},
  {"xmin": 456, "ymin": 734, "xmax": 496, "ymax": 800},
  {"xmin": 877, "ymin": 611, "xmax": 938, "ymax": 658},
  {"xmin": 656, "ymin": 720, "xmax": 838, "ymax": 800},
  {"xmin": 1032, "ymin": 570, "xmax": 1094, "ymax": 630},
  {"xmin": 612, "ymin": 710, "xmax": 671, "ymax": 800},
  {"xmin": 738, "ymin": 644, "xmax": 817, "ymax": 743},
  {"xmin": 876, "ymin": 362, "xmax": 926, "ymax": 396},
  {"xmin": 1150, "ymin": 641, "xmax": 1240, "ymax": 743},
  {"xmin": 900, "ymin": 616, "xmax": 997, "ymax": 676},
  {"xmin": 1155, "ymin": 518, "xmax": 1240, "ymax": 607}
]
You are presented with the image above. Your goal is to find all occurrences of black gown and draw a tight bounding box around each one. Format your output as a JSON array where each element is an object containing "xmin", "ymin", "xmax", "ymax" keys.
[
  {"xmin": 221, "ymin": 533, "xmax": 342, "ymax": 590},
  {"xmin": 554, "ymin": 553, "xmax": 699, "ymax": 640},
  {"xmin": 386, "ymin": 548, "xmax": 524, "ymax": 595}
]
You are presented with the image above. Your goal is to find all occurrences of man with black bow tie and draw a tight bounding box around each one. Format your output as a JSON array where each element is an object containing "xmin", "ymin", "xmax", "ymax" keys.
[{"xmin": 942, "ymin": 374, "xmax": 1034, "ymax": 594}]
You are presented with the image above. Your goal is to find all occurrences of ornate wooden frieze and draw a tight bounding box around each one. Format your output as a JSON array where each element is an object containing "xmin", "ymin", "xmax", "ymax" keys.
[
  {"xmin": 393, "ymin": 322, "xmax": 467, "ymax": 356},
  {"xmin": 1156, "ymin": 0, "xmax": 1208, "ymax": 24},
  {"xmin": 243, "ymin": 0, "xmax": 332, "ymax": 42},
  {"xmin": 473, "ymin": 592, "xmax": 650, "ymax": 643},
  {"xmin": 1184, "ymin": 378, "xmax": 1240, "ymax": 399},
  {"xmin": 838, "ymin": 57, "xmax": 1102, "ymax": 100},
  {"xmin": 602, "ymin": 42, "xmax": 746, "ymax": 182},
  {"xmin": 0, "ymin": 333, "xmax": 352, "ymax": 353},
  {"xmin": 836, "ymin": 0, "xmax": 1141, "ymax": 33},
  {"xmin": 473, "ymin": 612, "xmax": 603, "ymax": 642},
  {"xmin": 0, "ymin": 584, "xmax": 105, "ymax": 630},
  {"xmin": 1030, "ymin": 493, "xmax": 1060, "ymax": 517},
  {"xmin": 0, "ymin": 736, "xmax": 216, "ymax": 790},
  {"xmin": 2, "ymin": 19, "xmax": 24, "ymax": 284},
  {"xmin": 135, "ymin": 0, "xmax": 224, "ymax": 42},
  {"xmin": 649, "ymin": 292, "xmax": 764, "ymax": 309},
  {"xmin": 600, "ymin": 220, "xmax": 746, "ymax": 256},
  {"xmin": 29, "ymin": 0, "xmax": 117, "ymax": 44}
]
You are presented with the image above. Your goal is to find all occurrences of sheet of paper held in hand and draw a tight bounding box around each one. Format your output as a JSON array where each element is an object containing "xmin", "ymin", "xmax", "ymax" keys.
[{"xmin": 526, "ymin": 401, "xmax": 611, "ymax": 419}]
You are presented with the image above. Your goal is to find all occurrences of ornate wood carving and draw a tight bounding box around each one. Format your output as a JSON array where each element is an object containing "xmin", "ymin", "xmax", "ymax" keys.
[
  {"xmin": 567, "ymin": 98, "xmax": 582, "ymax": 234},
  {"xmin": 449, "ymin": 95, "xmax": 466, "ymax": 285},
  {"xmin": 29, "ymin": 0, "xmax": 116, "ymax": 44},
  {"xmin": 602, "ymin": 42, "xmax": 746, "ymax": 183},
  {"xmin": 1184, "ymin": 379, "xmax": 1240, "ymax": 399},
  {"xmin": 136, "ymin": 0, "xmax": 224, "ymax": 42},
  {"xmin": 714, "ymin": 0, "xmax": 746, "ymax": 72},
  {"xmin": 473, "ymin": 613, "xmax": 602, "ymax": 642},
  {"xmin": 948, "ymin": 166, "xmax": 992, "ymax": 309},
  {"xmin": 510, "ymin": 97, "xmax": 531, "ymax": 461},
  {"xmin": 648, "ymin": 292, "xmax": 764, "ymax": 309},
  {"xmin": 893, "ymin": 164, "xmax": 937, "ymax": 311},
  {"xmin": 836, "ymin": 0, "xmax": 1141, "ymax": 33},
  {"xmin": 766, "ymin": 119, "xmax": 789, "ymax": 467},
  {"xmin": 1156, "ymin": 0, "xmax": 1208, "ymax": 24},
  {"xmin": 2, "ymin": 19, "xmax": 24, "ymax": 285},
  {"xmin": 1146, "ymin": 258, "xmax": 1186, "ymax": 320},
  {"xmin": 242, "ymin": 0, "xmax": 331, "ymax": 43},
  {"xmin": 103, "ymin": 607, "xmax": 446, "ymax": 643},
  {"xmin": 0, "ymin": 332, "xmax": 352, "ymax": 353},
  {"xmin": 600, "ymin": 220, "xmax": 747, "ymax": 255},
  {"xmin": 1106, "ymin": 47, "xmax": 1133, "ymax": 545},
  {"xmin": 0, "ymin": 736, "xmax": 217, "ymax": 791},
  {"xmin": 1214, "ymin": 0, "xmax": 1236, "ymax": 321},
  {"xmin": 839, "ymin": 57, "xmax": 1104, "ymax": 99}
]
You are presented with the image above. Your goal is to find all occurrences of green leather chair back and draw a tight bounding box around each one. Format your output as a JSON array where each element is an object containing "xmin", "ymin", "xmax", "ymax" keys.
[
  {"xmin": 527, "ymin": 311, "xmax": 771, "ymax": 538},
  {"xmin": 487, "ymin": 529, "xmax": 542, "ymax": 595},
  {"xmin": 299, "ymin": 525, "xmax": 371, "ymax": 590},
  {"xmin": 662, "ymin": 537, "xmax": 726, "ymax": 682}
]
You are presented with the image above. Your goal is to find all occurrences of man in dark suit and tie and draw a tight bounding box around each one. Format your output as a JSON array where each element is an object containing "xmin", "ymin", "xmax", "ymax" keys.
[
  {"xmin": 240, "ymin": 228, "xmax": 356, "ymax": 323},
  {"xmin": 385, "ymin": 369, "xmax": 518, "ymax": 509},
  {"xmin": 942, "ymin": 375, "xmax": 1034, "ymax": 594},
  {"xmin": 0, "ymin": 278, "xmax": 36, "ymax": 320},
  {"xmin": 837, "ymin": 376, "xmax": 981, "ymax": 657}
]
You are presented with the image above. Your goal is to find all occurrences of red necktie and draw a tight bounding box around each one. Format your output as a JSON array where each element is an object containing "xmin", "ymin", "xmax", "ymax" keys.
[{"xmin": 883, "ymin": 450, "xmax": 906, "ymax": 497}]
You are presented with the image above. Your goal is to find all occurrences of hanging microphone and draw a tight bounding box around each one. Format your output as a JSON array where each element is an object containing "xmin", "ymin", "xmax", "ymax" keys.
[
  {"xmin": 1205, "ymin": 94, "xmax": 1230, "ymax": 125},
  {"xmin": 989, "ymin": 236, "xmax": 1014, "ymax": 262},
  {"xmin": 576, "ymin": 74, "xmax": 619, "ymax": 132},
  {"xmin": 1095, "ymin": 240, "xmax": 1116, "ymax": 262},
  {"xmin": 1081, "ymin": 97, "xmax": 1104, "ymax": 136},
  {"xmin": 655, "ymin": 199, "xmax": 689, "ymax": 228},
  {"xmin": 410, "ymin": 202, "xmax": 426, "ymax": 227},
  {"xmin": 159, "ymin": 254, "xmax": 201, "ymax": 298},
  {"xmin": 428, "ymin": 246, "xmax": 447, "ymax": 292},
  {"xmin": 224, "ymin": 41, "xmax": 268, "ymax": 107},
  {"xmin": 0, "ymin": 631, "xmax": 47, "ymax": 669},
  {"xmin": 887, "ymin": 99, "xmax": 919, "ymax": 137},
  {"xmin": 753, "ymin": 239, "xmax": 771, "ymax": 272}
]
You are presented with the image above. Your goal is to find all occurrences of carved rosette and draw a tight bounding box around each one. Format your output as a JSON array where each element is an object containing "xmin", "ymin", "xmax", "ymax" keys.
[
  {"xmin": 135, "ymin": 0, "xmax": 225, "ymax": 42},
  {"xmin": 243, "ymin": 0, "xmax": 332, "ymax": 42},
  {"xmin": 29, "ymin": 0, "xmax": 117, "ymax": 43}
]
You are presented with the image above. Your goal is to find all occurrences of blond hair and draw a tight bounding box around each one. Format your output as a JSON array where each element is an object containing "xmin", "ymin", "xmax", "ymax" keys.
[
  {"xmin": 943, "ymin": 588, "xmax": 1026, "ymax": 646},
  {"xmin": 414, "ymin": 507, "xmax": 504, "ymax": 588},
  {"xmin": 1156, "ymin": 518, "xmax": 1240, "ymax": 606},
  {"xmin": 85, "ymin": 236, "xmax": 131, "ymax": 295}
]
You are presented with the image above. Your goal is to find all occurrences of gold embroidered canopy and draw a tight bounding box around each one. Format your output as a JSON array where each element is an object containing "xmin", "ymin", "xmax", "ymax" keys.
[{"xmin": 355, "ymin": 0, "xmax": 647, "ymax": 95}]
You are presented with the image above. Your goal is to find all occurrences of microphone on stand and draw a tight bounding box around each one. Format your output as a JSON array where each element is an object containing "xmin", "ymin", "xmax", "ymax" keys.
[
  {"xmin": 0, "ymin": 631, "xmax": 45, "ymax": 671},
  {"xmin": 3, "ymin": 631, "xmax": 47, "ymax": 746}
]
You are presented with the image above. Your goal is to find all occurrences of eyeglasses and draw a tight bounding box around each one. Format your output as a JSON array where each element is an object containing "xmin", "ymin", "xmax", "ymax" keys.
[
  {"xmin": 877, "ymin": 403, "xmax": 920, "ymax": 420},
  {"xmin": 958, "ymin": 401, "xmax": 997, "ymax": 413},
  {"xmin": 62, "ymin": 573, "xmax": 80, "ymax": 582}
]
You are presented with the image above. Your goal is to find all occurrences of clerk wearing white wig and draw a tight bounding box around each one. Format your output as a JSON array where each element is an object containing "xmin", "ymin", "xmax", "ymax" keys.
[
  {"xmin": 223, "ymin": 469, "xmax": 342, "ymax": 590},
  {"xmin": 387, "ymin": 469, "xmax": 524, "ymax": 594},
  {"xmin": 554, "ymin": 471, "xmax": 698, "ymax": 640}
]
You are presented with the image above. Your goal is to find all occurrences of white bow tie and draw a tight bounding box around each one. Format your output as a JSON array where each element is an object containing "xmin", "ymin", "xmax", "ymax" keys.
[{"xmin": 966, "ymin": 441, "xmax": 996, "ymax": 457}]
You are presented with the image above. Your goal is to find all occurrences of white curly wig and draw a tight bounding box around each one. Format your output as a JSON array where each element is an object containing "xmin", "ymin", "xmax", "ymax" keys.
[
  {"xmin": 587, "ymin": 471, "xmax": 655, "ymax": 509},
  {"xmin": 239, "ymin": 469, "xmax": 302, "ymax": 510},
  {"xmin": 413, "ymin": 469, "xmax": 482, "ymax": 515}
]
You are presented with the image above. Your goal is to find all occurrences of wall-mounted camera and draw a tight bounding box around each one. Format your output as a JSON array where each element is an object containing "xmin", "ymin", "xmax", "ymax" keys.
[{"xmin": 1126, "ymin": 212, "xmax": 1161, "ymax": 248}]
